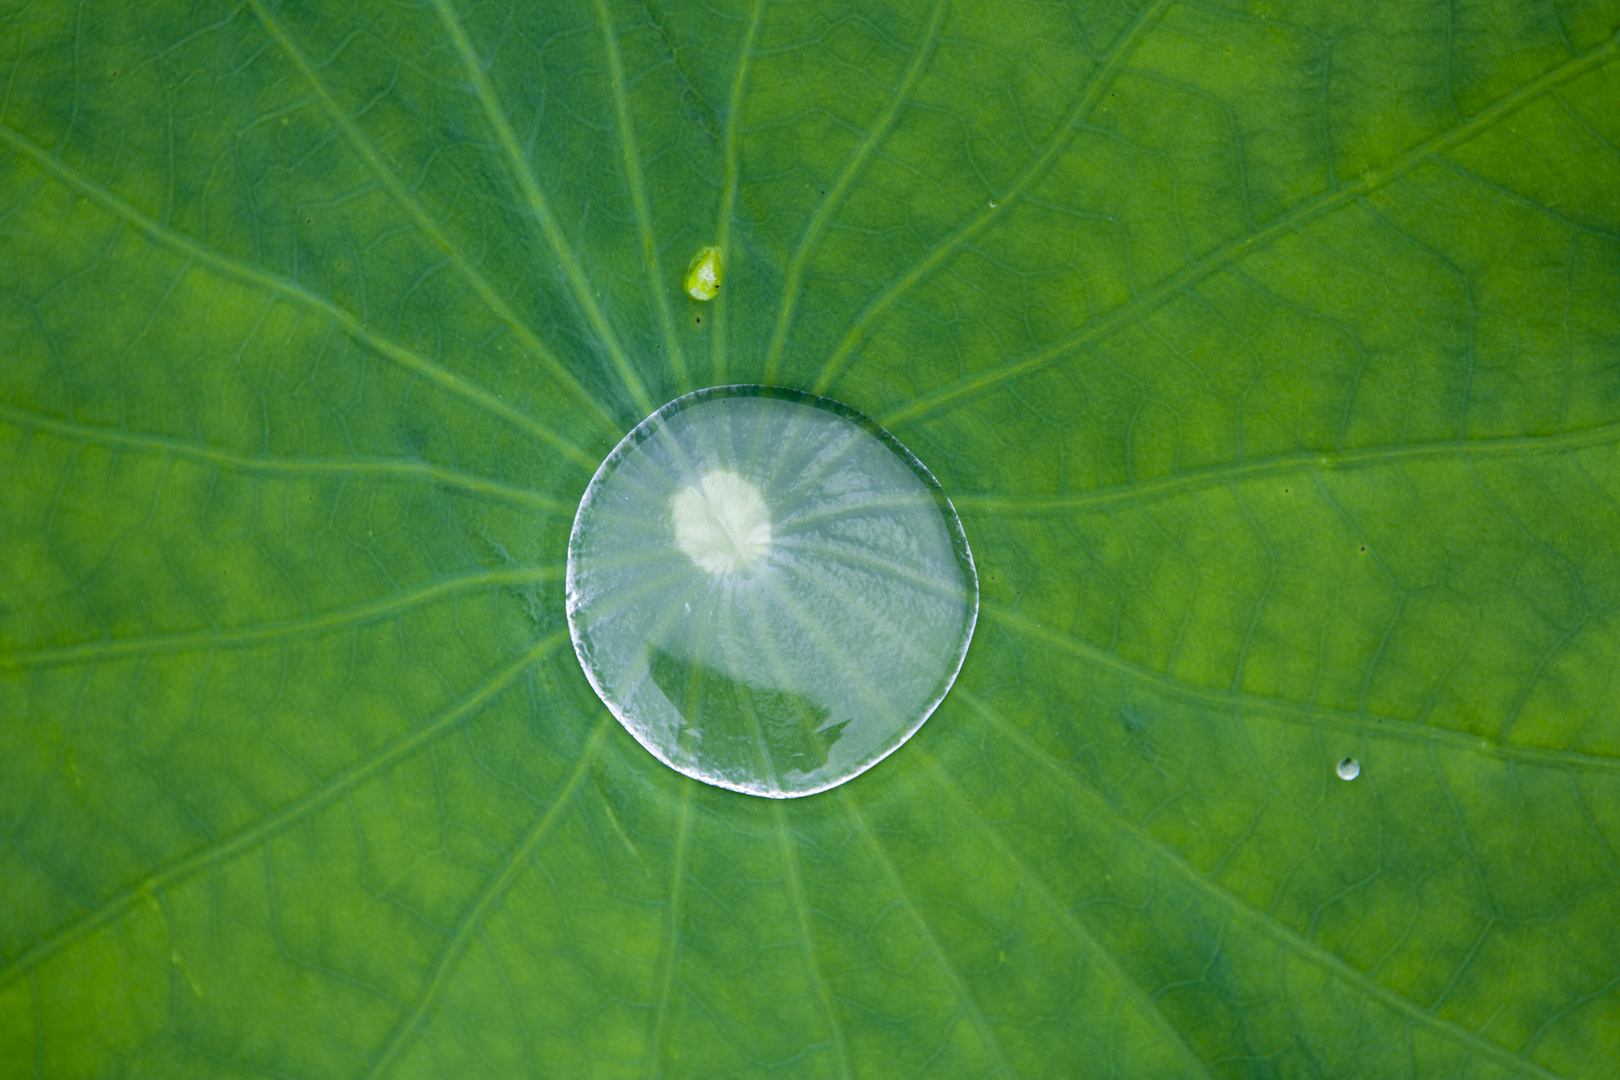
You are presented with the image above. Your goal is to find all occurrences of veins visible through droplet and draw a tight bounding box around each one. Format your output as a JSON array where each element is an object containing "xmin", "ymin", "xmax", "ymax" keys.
[
  {"xmin": 566, "ymin": 387, "xmax": 978, "ymax": 798},
  {"xmin": 671, "ymin": 469, "xmax": 772, "ymax": 575}
]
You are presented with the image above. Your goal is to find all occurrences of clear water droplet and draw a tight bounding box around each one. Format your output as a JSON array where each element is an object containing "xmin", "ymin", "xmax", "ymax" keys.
[
  {"xmin": 1337, "ymin": 757, "xmax": 1360, "ymax": 781},
  {"xmin": 566, "ymin": 386, "xmax": 978, "ymax": 798}
]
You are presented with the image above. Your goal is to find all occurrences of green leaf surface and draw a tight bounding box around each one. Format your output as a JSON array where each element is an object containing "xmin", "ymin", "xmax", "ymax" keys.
[{"xmin": 3, "ymin": 0, "xmax": 1619, "ymax": 1076}]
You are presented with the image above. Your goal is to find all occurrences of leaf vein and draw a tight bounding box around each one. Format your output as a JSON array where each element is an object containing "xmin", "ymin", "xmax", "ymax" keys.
[
  {"xmin": 1, "ymin": 567, "xmax": 560, "ymax": 670},
  {"xmin": 593, "ymin": 0, "xmax": 689, "ymax": 394},
  {"xmin": 840, "ymin": 789, "xmax": 1021, "ymax": 1080},
  {"xmin": 429, "ymin": 0, "xmax": 653, "ymax": 416},
  {"xmin": 774, "ymin": 801, "xmax": 854, "ymax": 1080},
  {"xmin": 950, "ymin": 420, "xmax": 1620, "ymax": 515},
  {"xmin": 761, "ymin": 0, "xmax": 951, "ymax": 385},
  {"xmin": 0, "ymin": 633, "xmax": 571, "ymax": 989},
  {"xmin": 0, "ymin": 120, "xmax": 597, "ymax": 468},
  {"xmin": 879, "ymin": 31, "xmax": 1620, "ymax": 428},
  {"xmin": 919, "ymin": 740, "xmax": 1216, "ymax": 1080},
  {"xmin": 644, "ymin": 780, "xmax": 693, "ymax": 1080},
  {"xmin": 363, "ymin": 716, "xmax": 612, "ymax": 1080},
  {"xmin": 245, "ymin": 0, "xmax": 620, "ymax": 435},
  {"xmin": 812, "ymin": 0, "xmax": 1177, "ymax": 394},
  {"xmin": 976, "ymin": 702, "xmax": 1567, "ymax": 1080},
  {"xmin": 708, "ymin": 0, "xmax": 767, "ymax": 385},
  {"xmin": 982, "ymin": 603, "xmax": 1620, "ymax": 775},
  {"xmin": 0, "ymin": 402, "xmax": 567, "ymax": 513}
]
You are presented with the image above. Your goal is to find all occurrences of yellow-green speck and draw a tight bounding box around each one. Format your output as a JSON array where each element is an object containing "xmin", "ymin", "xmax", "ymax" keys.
[{"xmin": 684, "ymin": 246, "xmax": 722, "ymax": 301}]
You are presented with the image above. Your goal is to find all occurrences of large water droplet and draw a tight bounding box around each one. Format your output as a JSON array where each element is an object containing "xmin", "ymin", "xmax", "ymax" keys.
[{"xmin": 566, "ymin": 386, "xmax": 978, "ymax": 798}]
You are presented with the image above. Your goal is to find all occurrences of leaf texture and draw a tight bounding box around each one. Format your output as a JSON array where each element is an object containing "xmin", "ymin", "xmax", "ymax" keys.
[{"xmin": 2, "ymin": 0, "xmax": 1619, "ymax": 1077}]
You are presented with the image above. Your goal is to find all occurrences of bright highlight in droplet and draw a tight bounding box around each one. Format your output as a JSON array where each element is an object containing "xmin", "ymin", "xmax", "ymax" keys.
[
  {"xmin": 566, "ymin": 387, "xmax": 978, "ymax": 798},
  {"xmin": 671, "ymin": 469, "xmax": 772, "ymax": 574},
  {"xmin": 1337, "ymin": 757, "xmax": 1360, "ymax": 781}
]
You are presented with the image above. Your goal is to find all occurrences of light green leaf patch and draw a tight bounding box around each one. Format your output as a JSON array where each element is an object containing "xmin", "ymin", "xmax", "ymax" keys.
[{"xmin": 2, "ymin": 0, "xmax": 1619, "ymax": 1077}]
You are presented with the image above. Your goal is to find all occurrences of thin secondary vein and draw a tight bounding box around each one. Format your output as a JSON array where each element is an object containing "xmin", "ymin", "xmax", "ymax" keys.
[
  {"xmin": 246, "ymin": 0, "xmax": 621, "ymax": 435},
  {"xmin": 812, "ymin": 0, "xmax": 1176, "ymax": 395},
  {"xmin": 0, "ymin": 119, "xmax": 599, "ymax": 470},
  {"xmin": 430, "ymin": 0, "xmax": 654, "ymax": 417},
  {"xmin": 918, "ymin": 743, "xmax": 1216, "ymax": 1080},
  {"xmin": 363, "ymin": 717, "xmax": 613, "ymax": 1080},
  {"xmin": 645, "ymin": 781, "xmax": 693, "ymax": 1080},
  {"xmin": 970, "ymin": 699, "xmax": 1565, "ymax": 1080},
  {"xmin": 0, "ymin": 632, "xmax": 572, "ymax": 990},
  {"xmin": 774, "ymin": 801, "xmax": 855, "ymax": 1080},
  {"xmin": 708, "ymin": 0, "xmax": 765, "ymax": 385},
  {"xmin": 761, "ymin": 0, "xmax": 951, "ymax": 385},
  {"xmin": 839, "ymin": 789, "xmax": 1021, "ymax": 1080},
  {"xmin": 0, "ymin": 401, "xmax": 568, "ymax": 512},
  {"xmin": 2, "ymin": 567, "xmax": 561, "ymax": 670},
  {"xmin": 950, "ymin": 420, "xmax": 1620, "ymax": 515},
  {"xmin": 981, "ymin": 604, "xmax": 1620, "ymax": 775},
  {"xmin": 593, "ymin": 0, "xmax": 688, "ymax": 393},
  {"xmin": 880, "ymin": 31, "xmax": 1620, "ymax": 428}
]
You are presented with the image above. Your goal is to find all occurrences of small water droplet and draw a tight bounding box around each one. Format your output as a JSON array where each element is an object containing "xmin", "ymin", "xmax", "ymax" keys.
[
  {"xmin": 684, "ymin": 245, "xmax": 722, "ymax": 300},
  {"xmin": 1337, "ymin": 757, "xmax": 1360, "ymax": 781},
  {"xmin": 988, "ymin": 198, "xmax": 998, "ymax": 208},
  {"xmin": 567, "ymin": 387, "xmax": 978, "ymax": 798}
]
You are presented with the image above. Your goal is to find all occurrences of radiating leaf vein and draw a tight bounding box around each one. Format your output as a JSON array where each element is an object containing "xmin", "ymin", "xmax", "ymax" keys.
[
  {"xmin": 245, "ymin": 0, "xmax": 622, "ymax": 435},
  {"xmin": 0, "ymin": 632, "xmax": 571, "ymax": 990},
  {"xmin": 879, "ymin": 32, "xmax": 1620, "ymax": 427},
  {"xmin": 362, "ymin": 717, "xmax": 613, "ymax": 1080},
  {"xmin": 0, "ymin": 120, "xmax": 598, "ymax": 468}
]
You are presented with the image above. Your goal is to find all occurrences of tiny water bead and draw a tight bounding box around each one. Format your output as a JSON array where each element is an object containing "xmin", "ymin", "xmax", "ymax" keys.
[
  {"xmin": 684, "ymin": 246, "xmax": 722, "ymax": 301},
  {"xmin": 566, "ymin": 386, "xmax": 978, "ymax": 798},
  {"xmin": 1337, "ymin": 757, "xmax": 1361, "ymax": 781}
]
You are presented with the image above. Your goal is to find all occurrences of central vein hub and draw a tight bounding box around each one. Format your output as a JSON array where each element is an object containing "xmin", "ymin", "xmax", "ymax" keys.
[{"xmin": 671, "ymin": 469, "xmax": 772, "ymax": 575}]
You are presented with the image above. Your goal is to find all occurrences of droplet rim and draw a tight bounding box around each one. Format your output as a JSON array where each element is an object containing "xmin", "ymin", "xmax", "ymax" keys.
[{"xmin": 565, "ymin": 384, "xmax": 980, "ymax": 798}]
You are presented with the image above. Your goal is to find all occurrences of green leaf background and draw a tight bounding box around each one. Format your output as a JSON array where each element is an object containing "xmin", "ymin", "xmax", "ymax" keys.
[{"xmin": 3, "ymin": 0, "xmax": 1619, "ymax": 1076}]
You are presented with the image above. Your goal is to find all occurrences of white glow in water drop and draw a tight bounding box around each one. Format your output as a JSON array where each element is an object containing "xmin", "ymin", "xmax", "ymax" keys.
[
  {"xmin": 1337, "ymin": 757, "xmax": 1360, "ymax": 781},
  {"xmin": 671, "ymin": 469, "xmax": 772, "ymax": 574},
  {"xmin": 566, "ymin": 386, "xmax": 978, "ymax": 798}
]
